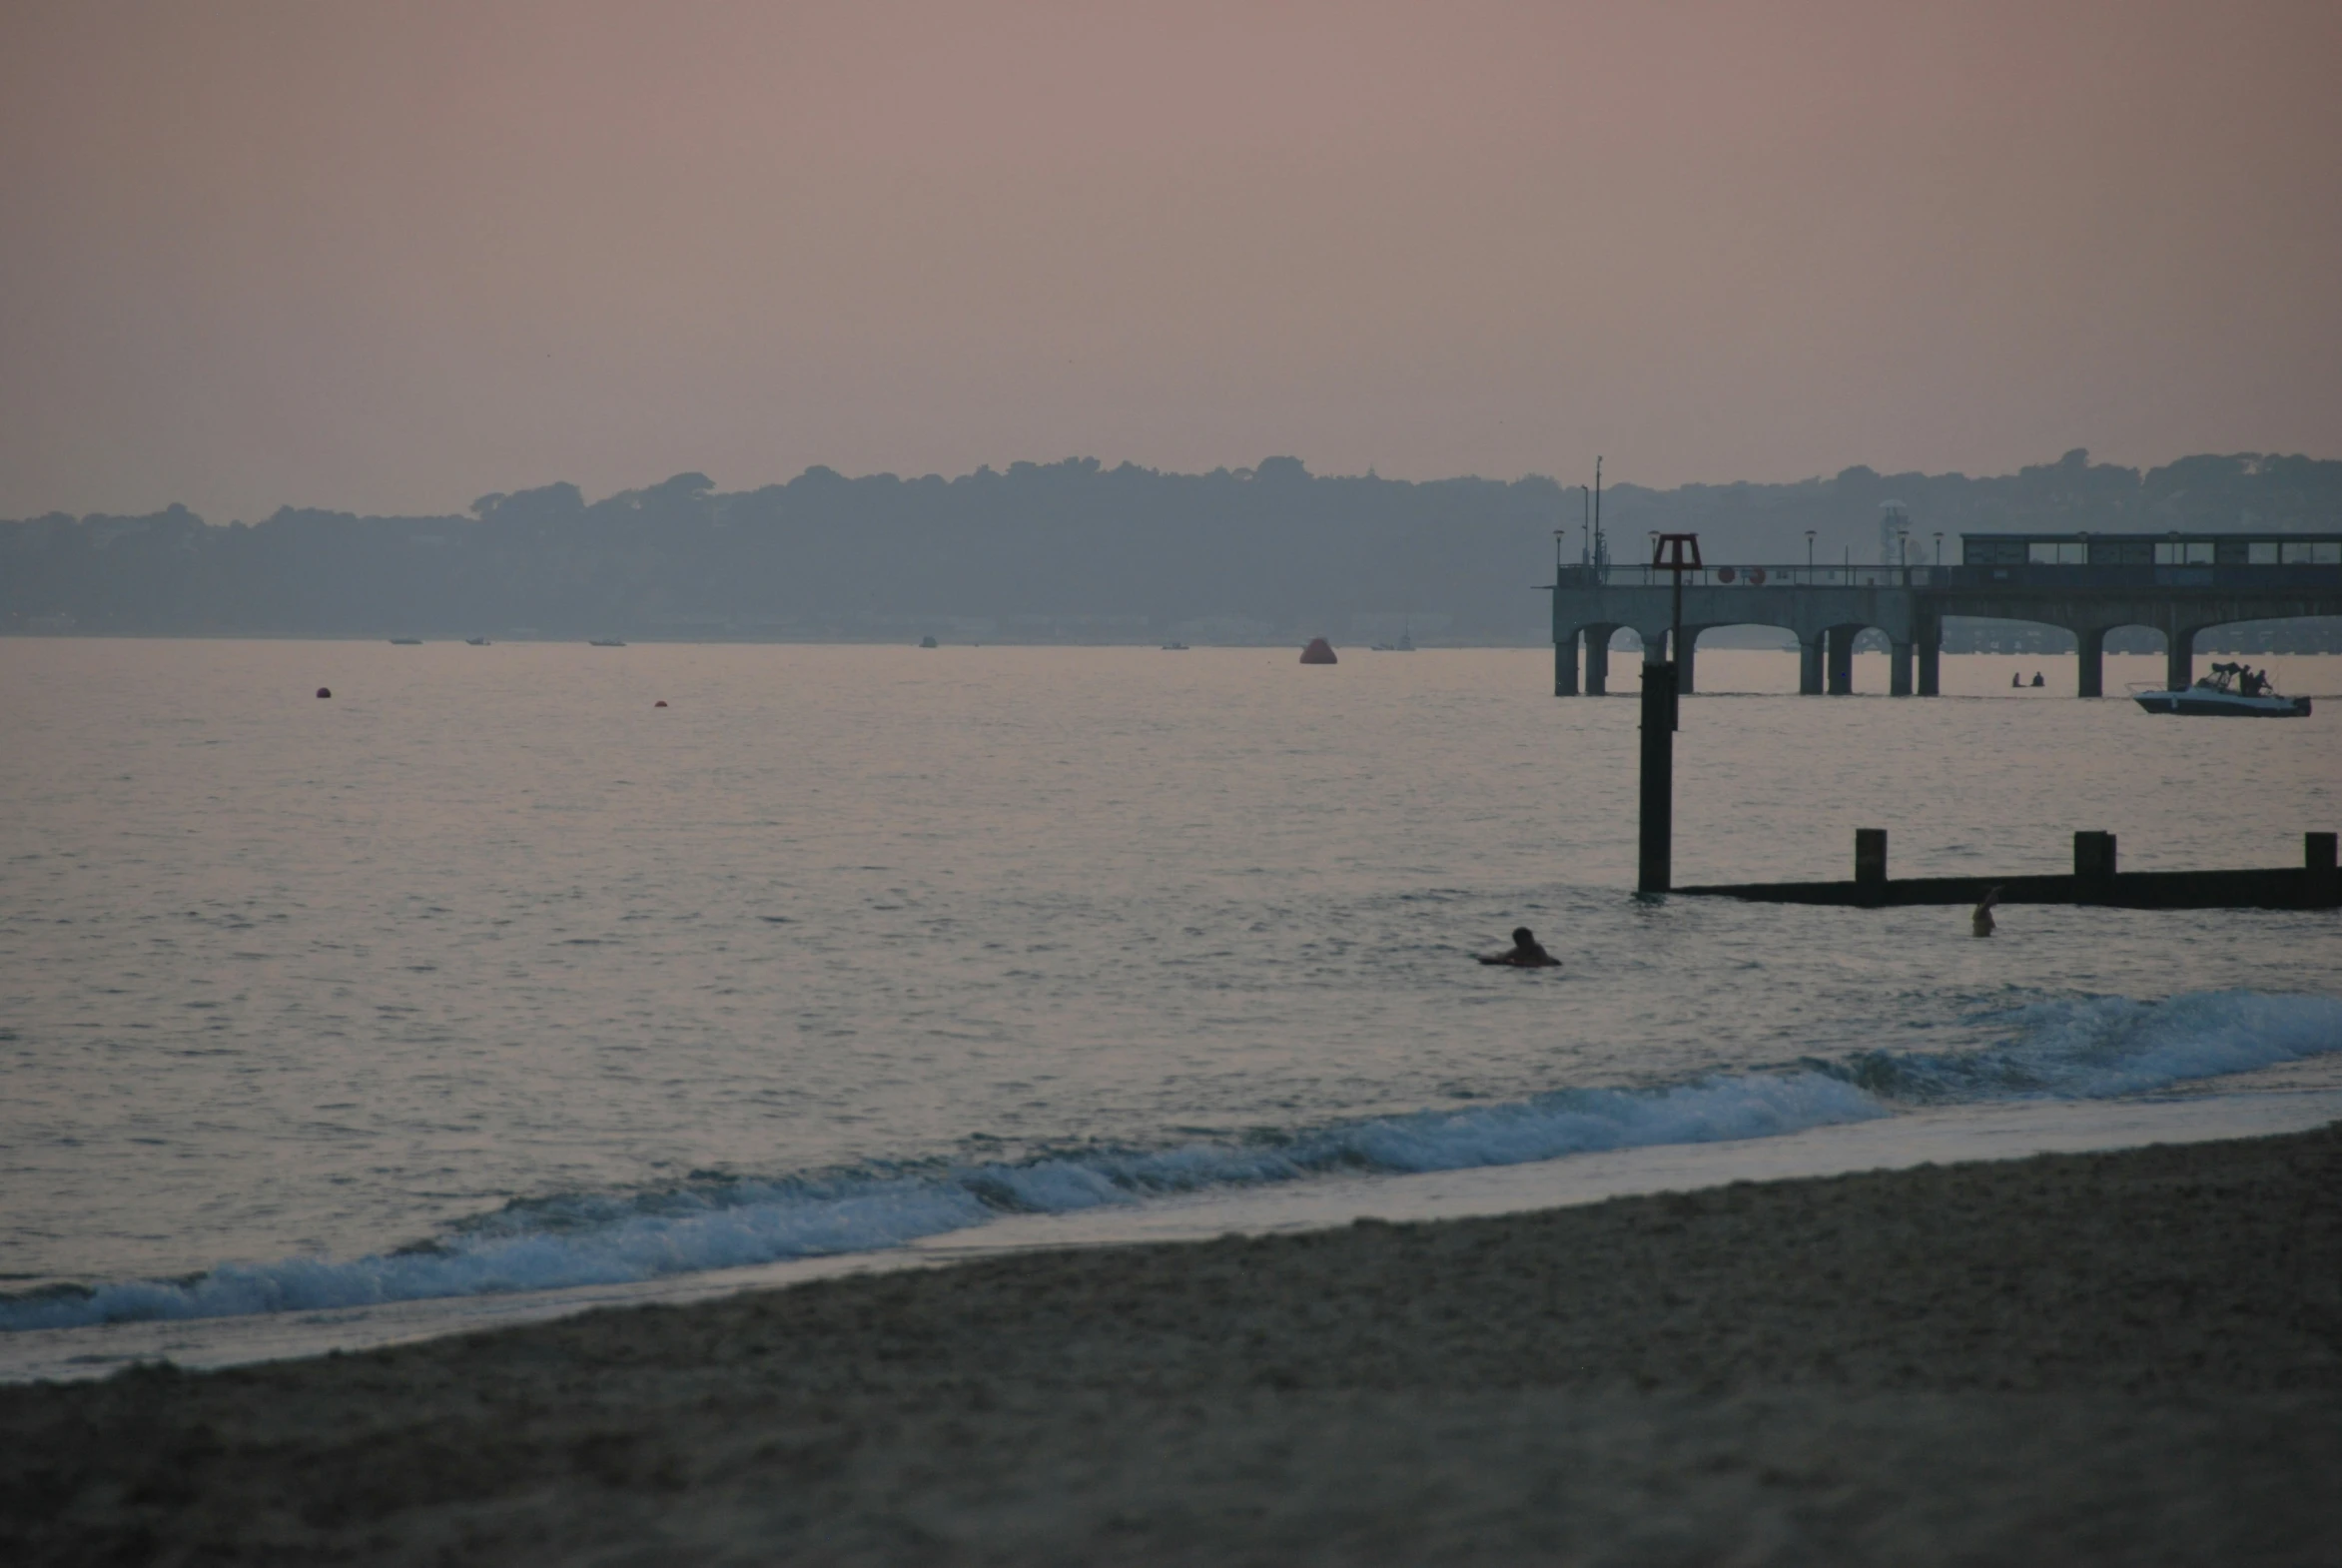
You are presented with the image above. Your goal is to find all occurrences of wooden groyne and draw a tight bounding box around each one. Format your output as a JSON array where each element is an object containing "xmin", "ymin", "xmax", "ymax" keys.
[{"xmin": 1676, "ymin": 831, "xmax": 2340, "ymax": 911}]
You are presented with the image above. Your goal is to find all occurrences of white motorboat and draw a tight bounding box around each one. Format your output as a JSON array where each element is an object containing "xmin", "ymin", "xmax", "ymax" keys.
[{"xmin": 2132, "ymin": 662, "xmax": 2310, "ymax": 717}]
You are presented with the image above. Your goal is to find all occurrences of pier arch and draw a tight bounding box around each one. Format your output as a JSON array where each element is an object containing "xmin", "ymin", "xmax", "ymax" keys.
[
  {"xmin": 2171, "ymin": 617, "xmax": 2312, "ymax": 691},
  {"xmin": 1678, "ymin": 622, "xmax": 1803, "ymax": 694},
  {"xmin": 2074, "ymin": 623, "xmax": 2171, "ymax": 698},
  {"xmin": 1801, "ymin": 622, "xmax": 1926, "ymax": 696},
  {"xmin": 1553, "ymin": 622, "xmax": 1642, "ymax": 694}
]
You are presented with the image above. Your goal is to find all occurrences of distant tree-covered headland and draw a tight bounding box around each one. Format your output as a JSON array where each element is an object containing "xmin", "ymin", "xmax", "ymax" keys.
[{"xmin": 4, "ymin": 450, "xmax": 2337, "ymax": 643}]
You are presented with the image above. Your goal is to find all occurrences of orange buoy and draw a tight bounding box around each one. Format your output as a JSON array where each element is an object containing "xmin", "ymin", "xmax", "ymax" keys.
[
  {"xmin": 653, "ymin": 700, "xmax": 668, "ymax": 707},
  {"xmin": 315, "ymin": 686, "xmax": 332, "ymax": 698},
  {"xmin": 1299, "ymin": 637, "xmax": 1337, "ymax": 664}
]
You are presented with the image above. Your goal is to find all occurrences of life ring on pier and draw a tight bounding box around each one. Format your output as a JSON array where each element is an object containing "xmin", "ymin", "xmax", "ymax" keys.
[
  {"xmin": 1748, "ymin": 567, "xmax": 1768, "ymax": 585},
  {"xmin": 1716, "ymin": 566, "xmax": 1736, "ymax": 583}
]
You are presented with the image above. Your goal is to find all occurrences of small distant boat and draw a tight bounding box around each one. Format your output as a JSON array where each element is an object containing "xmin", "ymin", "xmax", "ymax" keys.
[
  {"xmin": 919, "ymin": 635, "xmax": 939, "ymax": 648},
  {"xmin": 588, "ymin": 638, "xmax": 626, "ymax": 647},
  {"xmin": 2133, "ymin": 662, "xmax": 2309, "ymax": 717},
  {"xmin": 389, "ymin": 637, "xmax": 422, "ymax": 645},
  {"xmin": 1162, "ymin": 641, "xmax": 1188, "ymax": 650},
  {"xmin": 465, "ymin": 636, "xmax": 491, "ymax": 646},
  {"xmin": 1395, "ymin": 628, "xmax": 1415, "ymax": 651}
]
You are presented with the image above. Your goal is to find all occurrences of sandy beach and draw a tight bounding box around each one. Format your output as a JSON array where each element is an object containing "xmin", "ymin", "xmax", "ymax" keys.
[{"xmin": 5, "ymin": 1124, "xmax": 2338, "ymax": 1565}]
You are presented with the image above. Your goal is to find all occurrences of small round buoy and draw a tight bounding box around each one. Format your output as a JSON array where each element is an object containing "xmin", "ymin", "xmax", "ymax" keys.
[
  {"xmin": 654, "ymin": 699, "xmax": 667, "ymax": 707},
  {"xmin": 316, "ymin": 686, "xmax": 332, "ymax": 699}
]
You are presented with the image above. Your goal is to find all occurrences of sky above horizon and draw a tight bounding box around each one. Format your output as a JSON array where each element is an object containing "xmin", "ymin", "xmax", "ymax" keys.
[{"xmin": 4, "ymin": 0, "xmax": 2338, "ymax": 522}]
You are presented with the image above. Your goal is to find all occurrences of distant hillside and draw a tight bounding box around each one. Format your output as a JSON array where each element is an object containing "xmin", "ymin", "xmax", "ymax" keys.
[{"xmin": 5, "ymin": 450, "xmax": 2337, "ymax": 643}]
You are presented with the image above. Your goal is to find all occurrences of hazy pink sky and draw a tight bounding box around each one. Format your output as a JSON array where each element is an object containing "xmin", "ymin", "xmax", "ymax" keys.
[{"xmin": 4, "ymin": 0, "xmax": 2337, "ymax": 520}]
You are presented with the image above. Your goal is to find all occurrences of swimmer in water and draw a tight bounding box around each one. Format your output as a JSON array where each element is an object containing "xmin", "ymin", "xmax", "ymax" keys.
[
  {"xmin": 1479, "ymin": 926, "xmax": 1561, "ymax": 967},
  {"xmin": 1971, "ymin": 886, "xmax": 2000, "ymax": 938}
]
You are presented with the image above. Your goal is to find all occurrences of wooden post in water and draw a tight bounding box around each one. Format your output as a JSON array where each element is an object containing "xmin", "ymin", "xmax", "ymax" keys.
[
  {"xmin": 2308, "ymin": 832, "xmax": 2338, "ymax": 905},
  {"xmin": 1855, "ymin": 829, "xmax": 1888, "ymax": 889},
  {"xmin": 2075, "ymin": 831, "xmax": 2117, "ymax": 901},
  {"xmin": 1637, "ymin": 658, "xmax": 1676, "ymax": 893}
]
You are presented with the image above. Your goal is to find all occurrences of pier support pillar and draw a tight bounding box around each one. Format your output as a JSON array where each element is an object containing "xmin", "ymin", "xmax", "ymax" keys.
[
  {"xmin": 1799, "ymin": 635, "xmax": 1825, "ymax": 695},
  {"xmin": 1675, "ymin": 629, "xmax": 1697, "ymax": 695},
  {"xmin": 1585, "ymin": 626, "xmax": 1613, "ymax": 695},
  {"xmin": 2166, "ymin": 627, "xmax": 2197, "ymax": 691},
  {"xmin": 1917, "ymin": 634, "xmax": 1941, "ymax": 696},
  {"xmin": 1554, "ymin": 629, "xmax": 1579, "ymax": 696},
  {"xmin": 2076, "ymin": 627, "xmax": 2105, "ymax": 698},
  {"xmin": 1826, "ymin": 626, "xmax": 1855, "ymax": 694},
  {"xmin": 1583, "ymin": 631, "xmax": 1620, "ymax": 697},
  {"xmin": 1890, "ymin": 641, "xmax": 1914, "ymax": 696}
]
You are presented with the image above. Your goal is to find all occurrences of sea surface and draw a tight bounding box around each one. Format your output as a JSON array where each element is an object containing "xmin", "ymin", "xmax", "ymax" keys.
[{"xmin": 2, "ymin": 638, "xmax": 2338, "ymax": 1373}]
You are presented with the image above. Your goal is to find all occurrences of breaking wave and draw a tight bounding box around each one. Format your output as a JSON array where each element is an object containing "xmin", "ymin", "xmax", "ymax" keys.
[
  {"xmin": 1815, "ymin": 989, "xmax": 2342, "ymax": 1103},
  {"xmin": 6, "ymin": 988, "xmax": 2335, "ymax": 1333}
]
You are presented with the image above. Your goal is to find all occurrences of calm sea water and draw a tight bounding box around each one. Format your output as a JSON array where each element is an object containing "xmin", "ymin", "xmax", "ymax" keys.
[{"xmin": 2, "ymin": 639, "xmax": 2337, "ymax": 1347}]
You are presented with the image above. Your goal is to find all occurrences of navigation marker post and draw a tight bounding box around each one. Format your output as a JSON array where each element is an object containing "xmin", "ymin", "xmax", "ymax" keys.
[{"xmin": 1638, "ymin": 532, "xmax": 1702, "ymax": 894}]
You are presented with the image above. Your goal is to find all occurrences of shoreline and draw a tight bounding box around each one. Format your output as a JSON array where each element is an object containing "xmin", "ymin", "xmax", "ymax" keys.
[
  {"xmin": 5, "ymin": 1122, "xmax": 2336, "ymax": 1564},
  {"xmin": 9, "ymin": 1084, "xmax": 2341, "ymax": 1386}
]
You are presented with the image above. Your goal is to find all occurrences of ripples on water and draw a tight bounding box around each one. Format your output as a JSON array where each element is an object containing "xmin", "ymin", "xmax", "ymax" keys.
[{"xmin": 1, "ymin": 639, "xmax": 2336, "ymax": 1322}]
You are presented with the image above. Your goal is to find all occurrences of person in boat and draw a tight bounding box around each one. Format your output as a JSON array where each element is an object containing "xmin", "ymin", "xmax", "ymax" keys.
[
  {"xmin": 1479, "ymin": 927, "xmax": 1561, "ymax": 967},
  {"xmin": 2240, "ymin": 667, "xmax": 2265, "ymax": 696},
  {"xmin": 2030, "ymin": 671, "xmax": 2045, "ymax": 688},
  {"xmin": 1971, "ymin": 886, "xmax": 2000, "ymax": 938}
]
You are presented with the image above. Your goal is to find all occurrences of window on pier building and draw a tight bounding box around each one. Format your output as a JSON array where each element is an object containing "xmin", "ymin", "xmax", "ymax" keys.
[
  {"xmin": 2249, "ymin": 541, "xmax": 2279, "ymax": 564},
  {"xmin": 2280, "ymin": 540, "xmax": 2342, "ymax": 564},
  {"xmin": 2154, "ymin": 540, "xmax": 2214, "ymax": 565},
  {"xmin": 2027, "ymin": 540, "xmax": 2087, "ymax": 564}
]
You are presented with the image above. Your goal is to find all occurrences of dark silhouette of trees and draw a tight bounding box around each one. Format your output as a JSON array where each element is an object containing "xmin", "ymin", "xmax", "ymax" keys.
[{"xmin": 5, "ymin": 453, "xmax": 2336, "ymax": 641}]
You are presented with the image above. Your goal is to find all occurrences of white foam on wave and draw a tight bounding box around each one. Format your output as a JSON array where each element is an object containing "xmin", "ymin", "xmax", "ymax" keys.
[
  {"xmin": 1827, "ymin": 988, "xmax": 2342, "ymax": 1103},
  {"xmin": 0, "ymin": 1075, "xmax": 1888, "ymax": 1331},
  {"xmin": 6, "ymin": 988, "xmax": 2335, "ymax": 1333}
]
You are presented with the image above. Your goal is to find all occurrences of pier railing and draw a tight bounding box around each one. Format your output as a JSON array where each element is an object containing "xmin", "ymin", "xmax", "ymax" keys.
[
  {"xmin": 1558, "ymin": 563, "xmax": 1937, "ymax": 589},
  {"xmin": 1555, "ymin": 561, "xmax": 2342, "ymax": 592}
]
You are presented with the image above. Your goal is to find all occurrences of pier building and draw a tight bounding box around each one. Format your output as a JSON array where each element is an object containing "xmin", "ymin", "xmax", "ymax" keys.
[{"xmin": 1549, "ymin": 530, "xmax": 2342, "ymax": 697}]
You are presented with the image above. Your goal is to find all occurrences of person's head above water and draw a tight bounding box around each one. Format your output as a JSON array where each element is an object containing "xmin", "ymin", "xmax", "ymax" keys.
[{"xmin": 1482, "ymin": 926, "xmax": 1560, "ymax": 966}]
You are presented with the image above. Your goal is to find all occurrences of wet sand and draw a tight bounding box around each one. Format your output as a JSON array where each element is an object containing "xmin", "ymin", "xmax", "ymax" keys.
[{"xmin": 5, "ymin": 1124, "xmax": 2338, "ymax": 1565}]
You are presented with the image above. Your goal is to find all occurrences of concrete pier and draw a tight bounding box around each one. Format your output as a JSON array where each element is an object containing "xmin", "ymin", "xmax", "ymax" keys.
[{"xmin": 1550, "ymin": 540, "xmax": 2340, "ymax": 698}]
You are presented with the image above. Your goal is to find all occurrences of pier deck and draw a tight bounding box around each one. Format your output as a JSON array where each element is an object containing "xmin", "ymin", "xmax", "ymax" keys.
[{"xmin": 1550, "ymin": 534, "xmax": 2342, "ymax": 697}]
